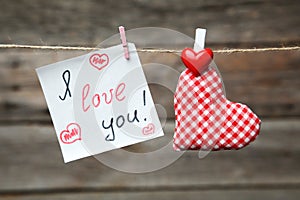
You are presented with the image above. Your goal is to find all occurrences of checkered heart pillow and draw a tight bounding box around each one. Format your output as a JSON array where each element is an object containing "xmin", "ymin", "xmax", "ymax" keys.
[{"xmin": 173, "ymin": 53, "xmax": 261, "ymax": 151}]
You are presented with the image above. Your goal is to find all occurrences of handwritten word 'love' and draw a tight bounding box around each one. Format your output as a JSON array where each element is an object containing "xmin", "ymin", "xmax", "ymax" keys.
[{"xmin": 82, "ymin": 83, "xmax": 126, "ymax": 112}]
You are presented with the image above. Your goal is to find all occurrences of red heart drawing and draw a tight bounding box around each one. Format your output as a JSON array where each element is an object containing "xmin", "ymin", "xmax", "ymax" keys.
[
  {"xmin": 173, "ymin": 68, "xmax": 261, "ymax": 151},
  {"xmin": 142, "ymin": 123, "xmax": 155, "ymax": 135},
  {"xmin": 60, "ymin": 123, "xmax": 82, "ymax": 144},
  {"xmin": 89, "ymin": 53, "xmax": 109, "ymax": 71},
  {"xmin": 181, "ymin": 48, "xmax": 213, "ymax": 77}
]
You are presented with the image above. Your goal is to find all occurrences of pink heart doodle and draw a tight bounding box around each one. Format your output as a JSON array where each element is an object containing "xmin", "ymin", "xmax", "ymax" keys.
[
  {"xmin": 142, "ymin": 123, "xmax": 155, "ymax": 135},
  {"xmin": 60, "ymin": 123, "xmax": 81, "ymax": 144},
  {"xmin": 89, "ymin": 53, "xmax": 109, "ymax": 71}
]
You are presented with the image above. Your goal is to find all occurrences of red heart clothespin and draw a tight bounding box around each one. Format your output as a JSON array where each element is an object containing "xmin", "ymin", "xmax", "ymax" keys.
[{"xmin": 181, "ymin": 48, "xmax": 213, "ymax": 76}]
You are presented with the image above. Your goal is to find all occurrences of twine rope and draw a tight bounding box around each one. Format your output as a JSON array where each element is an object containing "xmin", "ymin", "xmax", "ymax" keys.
[{"xmin": 0, "ymin": 44, "xmax": 299, "ymax": 53}]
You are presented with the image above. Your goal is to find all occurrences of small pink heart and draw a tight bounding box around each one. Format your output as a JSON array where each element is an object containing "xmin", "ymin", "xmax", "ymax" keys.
[
  {"xmin": 60, "ymin": 123, "xmax": 81, "ymax": 144},
  {"xmin": 89, "ymin": 53, "xmax": 109, "ymax": 71},
  {"xmin": 181, "ymin": 48, "xmax": 213, "ymax": 77},
  {"xmin": 142, "ymin": 123, "xmax": 155, "ymax": 135}
]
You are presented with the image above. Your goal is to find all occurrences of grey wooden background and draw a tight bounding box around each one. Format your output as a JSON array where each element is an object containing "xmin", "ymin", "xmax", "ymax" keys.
[{"xmin": 0, "ymin": 0, "xmax": 299, "ymax": 199}]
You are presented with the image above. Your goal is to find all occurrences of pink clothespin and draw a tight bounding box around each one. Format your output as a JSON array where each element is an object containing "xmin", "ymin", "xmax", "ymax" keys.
[{"xmin": 119, "ymin": 26, "xmax": 130, "ymax": 60}]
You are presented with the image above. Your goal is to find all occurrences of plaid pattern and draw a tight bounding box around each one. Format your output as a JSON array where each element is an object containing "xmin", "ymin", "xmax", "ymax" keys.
[{"xmin": 173, "ymin": 67, "xmax": 261, "ymax": 151}]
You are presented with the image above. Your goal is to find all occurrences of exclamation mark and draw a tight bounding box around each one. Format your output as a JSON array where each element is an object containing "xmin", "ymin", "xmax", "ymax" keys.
[{"xmin": 143, "ymin": 90, "xmax": 147, "ymax": 121}]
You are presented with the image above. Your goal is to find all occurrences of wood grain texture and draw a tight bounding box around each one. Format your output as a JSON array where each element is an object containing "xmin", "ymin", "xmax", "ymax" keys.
[
  {"xmin": 0, "ymin": 0, "xmax": 299, "ymax": 45},
  {"xmin": 0, "ymin": 0, "xmax": 299, "ymax": 122},
  {"xmin": 0, "ymin": 0, "xmax": 299, "ymax": 199},
  {"xmin": 0, "ymin": 50, "xmax": 299, "ymax": 123},
  {"xmin": 0, "ymin": 119, "xmax": 299, "ymax": 192},
  {"xmin": 1, "ymin": 190, "xmax": 300, "ymax": 200}
]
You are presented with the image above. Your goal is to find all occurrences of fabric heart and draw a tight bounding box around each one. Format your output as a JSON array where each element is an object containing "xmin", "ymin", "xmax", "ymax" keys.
[
  {"xmin": 173, "ymin": 67, "xmax": 261, "ymax": 151},
  {"xmin": 181, "ymin": 48, "xmax": 213, "ymax": 77}
]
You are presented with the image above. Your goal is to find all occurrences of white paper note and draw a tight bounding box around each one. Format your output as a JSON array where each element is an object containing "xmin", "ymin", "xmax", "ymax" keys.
[{"xmin": 36, "ymin": 43, "xmax": 164, "ymax": 163}]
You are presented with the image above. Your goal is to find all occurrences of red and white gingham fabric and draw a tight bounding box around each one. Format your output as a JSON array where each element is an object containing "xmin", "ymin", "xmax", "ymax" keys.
[{"xmin": 173, "ymin": 67, "xmax": 261, "ymax": 151}]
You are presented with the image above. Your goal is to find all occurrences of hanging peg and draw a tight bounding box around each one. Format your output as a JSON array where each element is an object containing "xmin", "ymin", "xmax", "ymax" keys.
[
  {"xmin": 119, "ymin": 26, "xmax": 130, "ymax": 60},
  {"xmin": 193, "ymin": 28, "xmax": 206, "ymax": 51}
]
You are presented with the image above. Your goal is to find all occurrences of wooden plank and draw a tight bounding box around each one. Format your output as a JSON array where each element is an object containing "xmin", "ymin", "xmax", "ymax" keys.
[
  {"xmin": 0, "ymin": 50, "xmax": 299, "ymax": 122},
  {"xmin": 0, "ymin": 0, "xmax": 298, "ymax": 45},
  {"xmin": 0, "ymin": 119, "xmax": 299, "ymax": 191},
  {"xmin": 1, "ymin": 190, "xmax": 300, "ymax": 200},
  {"xmin": 218, "ymin": 51, "xmax": 300, "ymax": 118}
]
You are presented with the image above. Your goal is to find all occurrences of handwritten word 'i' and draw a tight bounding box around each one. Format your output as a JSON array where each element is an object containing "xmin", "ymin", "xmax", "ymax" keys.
[{"xmin": 59, "ymin": 70, "xmax": 72, "ymax": 101}]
